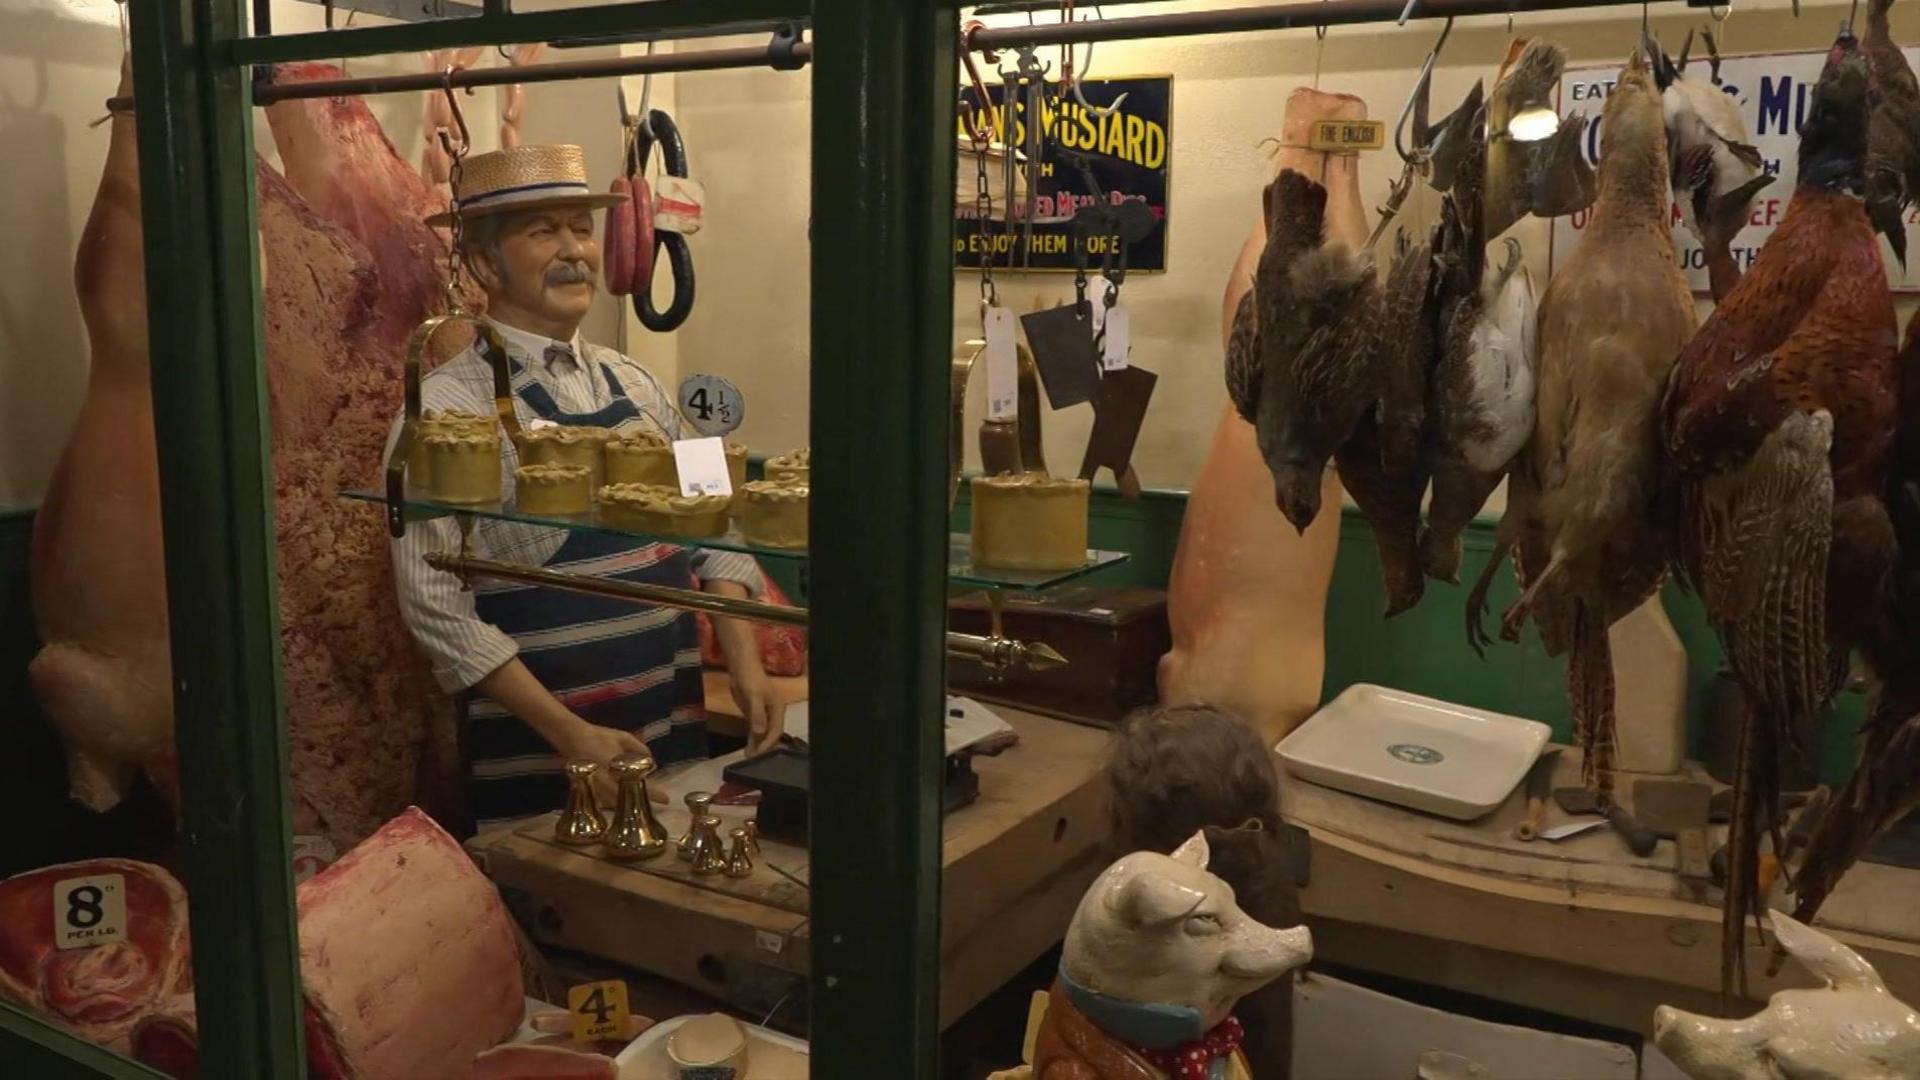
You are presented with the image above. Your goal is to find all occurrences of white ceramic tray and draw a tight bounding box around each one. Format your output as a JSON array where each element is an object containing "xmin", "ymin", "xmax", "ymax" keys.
[
  {"xmin": 615, "ymin": 1014, "xmax": 809, "ymax": 1079},
  {"xmin": 1277, "ymin": 684, "xmax": 1551, "ymax": 820}
]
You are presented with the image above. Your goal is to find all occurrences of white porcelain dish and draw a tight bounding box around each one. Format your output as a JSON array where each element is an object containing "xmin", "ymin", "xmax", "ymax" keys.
[
  {"xmin": 616, "ymin": 1014, "xmax": 809, "ymax": 1079},
  {"xmin": 1277, "ymin": 684, "xmax": 1551, "ymax": 820}
]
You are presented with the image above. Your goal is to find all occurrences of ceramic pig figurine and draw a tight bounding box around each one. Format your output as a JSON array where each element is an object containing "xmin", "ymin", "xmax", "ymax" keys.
[
  {"xmin": 1653, "ymin": 913, "xmax": 1920, "ymax": 1078},
  {"xmin": 1029, "ymin": 831, "xmax": 1313, "ymax": 1080}
]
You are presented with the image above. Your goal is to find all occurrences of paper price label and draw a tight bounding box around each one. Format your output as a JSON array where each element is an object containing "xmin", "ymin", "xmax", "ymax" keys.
[
  {"xmin": 1100, "ymin": 305, "xmax": 1131, "ymax": 371},
  {"xmin": 984, "ymin": 306, "xmax": 1018, "ymax": 421},
  {"xmin": 567, "ymin": 979, "xmax": 630, "ymax": 1043},
  {"xmin": 673, "ymin": 436, "xmax": 735, "ymax": 498},
  {"xmin": 53, "ymin": 874, "xmax": 126, "ymax": 950},
  {"xmin": 1307, "ymin": 119, "xmax": 1385, "ymax": 151},
  {"xmin": 653, "ymin": 175, "xmax": 706, "ymax": 235},
  {"xmin": 678, "ymin": 374, "xmax": 745, "ymax": 437}
]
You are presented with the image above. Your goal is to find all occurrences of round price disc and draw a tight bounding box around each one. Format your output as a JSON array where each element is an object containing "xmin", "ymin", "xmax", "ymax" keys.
[{"xmin": 677, "ymin": 374, "xmax": 746, "ymax": 436}]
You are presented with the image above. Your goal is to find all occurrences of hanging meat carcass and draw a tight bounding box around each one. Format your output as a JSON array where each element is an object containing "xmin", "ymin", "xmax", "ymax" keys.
[
  {"xmin": 1476, "ymin": 51, "xmax": 1695, "ymax": 788},
  {"xmin": 31, "ymin": 58, "xmax": 459, "ymax": 849},
  {"xmin": 1663, "ymin": 32, "xmax": 1898, "ymax": 994},
  {"xmin": 1161, "ymin": 88, "xmax": 1366, "ymax": 738},
  {"xmin": 0, "ymin": 858, "xmax": 194, "ymax": 1055}
]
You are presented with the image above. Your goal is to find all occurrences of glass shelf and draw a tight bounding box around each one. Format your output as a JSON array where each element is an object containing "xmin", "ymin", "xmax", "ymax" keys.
[{"xmin": 343, "ymin": 489, "xmax": 1129, "ymax": 591}]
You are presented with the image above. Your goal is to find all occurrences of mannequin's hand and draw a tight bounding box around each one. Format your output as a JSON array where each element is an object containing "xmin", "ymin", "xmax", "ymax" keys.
[
  {"xmin": 729, "ymin": 665, "xmax": 785, "ymax": 755},
  {"xmin": 552, "ymin": 721, "xmax": 652, "ymax": 804}
]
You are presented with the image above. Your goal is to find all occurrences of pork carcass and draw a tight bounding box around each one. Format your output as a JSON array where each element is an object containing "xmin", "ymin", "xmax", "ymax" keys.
[
  {"xmin": 301, "ymin": 807, "xmax": 525, "ymax": 1078},
  {"xmin": 33, "ymin": 57, "xmax": 460, "ymax": 848},
  {"xmin": 27, "ymin": 59, "xmax": 173, "ymax": 813},
  {"xmin": 1160, "ymin": 88, "xmax": 1360, "ymax": 740},
  {"xmin": 0, "ymin": 858, "xmax": 194, "ymax": 1054}
]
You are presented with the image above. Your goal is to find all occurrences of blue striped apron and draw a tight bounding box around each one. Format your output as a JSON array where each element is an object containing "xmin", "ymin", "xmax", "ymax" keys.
[{"xmin": 465, "ymin": 357, "xmax": 707, "ymax": 826}]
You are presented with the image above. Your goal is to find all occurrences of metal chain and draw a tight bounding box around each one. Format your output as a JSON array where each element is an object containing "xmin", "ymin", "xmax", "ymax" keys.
[
  {"xmin": 444, "ymin": 146, "xmax": 467, "ymax": 314},
  {"xmin": 974, "ymin": 117, "xmax": 999, "ymax": 314}
]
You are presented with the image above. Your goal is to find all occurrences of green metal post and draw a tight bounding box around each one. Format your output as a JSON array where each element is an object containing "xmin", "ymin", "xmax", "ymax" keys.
[
  {"xmin": 129, "ymin": 0, "xmax": 305, "ymax": 1074},
  {"xmin": 808, "ymin": 0, "xmax": 958, "ymax": 1073}
]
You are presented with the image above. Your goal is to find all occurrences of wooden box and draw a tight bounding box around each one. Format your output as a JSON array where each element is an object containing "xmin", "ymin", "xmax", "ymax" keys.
[{"xmin": 948, "ymin": 585, "xmax": 1168, "ymax": 726}]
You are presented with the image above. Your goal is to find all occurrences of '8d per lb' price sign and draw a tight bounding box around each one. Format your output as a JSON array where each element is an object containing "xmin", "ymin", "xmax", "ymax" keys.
[
  {"xmin": 53, "ymin": 874, "xmax": 127, "ymax": 950},
  {"xmin": 1550, "ymin": 43, "xmax": 1920, "ymax": 293}
]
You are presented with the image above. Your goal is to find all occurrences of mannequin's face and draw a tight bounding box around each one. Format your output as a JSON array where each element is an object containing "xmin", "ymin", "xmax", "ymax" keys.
[{"xmin": 470, "ymin": 207, "xmax": 601, "ymax": 338}]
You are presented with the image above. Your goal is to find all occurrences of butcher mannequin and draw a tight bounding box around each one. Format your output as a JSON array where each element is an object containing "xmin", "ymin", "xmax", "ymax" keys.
[
  {"xmin": 1159, "ymin": 89, "xmax": 1366, "ymax": 741},
  {"xmin": 389, "ymin": 144, "xmax": 780, "ymax": 826}
]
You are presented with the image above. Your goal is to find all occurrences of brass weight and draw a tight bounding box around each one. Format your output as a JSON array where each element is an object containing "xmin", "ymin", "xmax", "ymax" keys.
[
  {"xmin": 555, "ymin": 760, "xmax": 607, "ymax": 845},
  {"xmin": 602, "ymin": 753, "xmax": 669, "ymax": 860}
]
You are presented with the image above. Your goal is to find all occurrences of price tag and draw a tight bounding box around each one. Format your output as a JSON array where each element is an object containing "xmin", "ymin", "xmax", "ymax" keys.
[
  {"xmin": 526, "ymin": 418, "xmax": 559, "ymax": 431},
  {"xmin": 678, "ymin": 374, "xmax": 745, "ymax": 437},
  {"xmin": 1100, "ymin": 305, "xmax": 1131, "ymax": 372},
  {"xmin": 653, "ymin": 175, "xmax": 706, "ymax": 235},
  {"xmin": 567, "ymin": 979, "xmax": 630, "ymax": 1043},
  {"xmin": 984, "ymin": 305, "xmax": 1017, "ymax": 421},
  {"xmin": 1307, "ymin": 119, "xmax": 1386, "ymax": 151},
  {"xmin": 673, "ymin": 436, "xmax": 734, "ymax": 497},
  {"xmin": 53, "ymin": 874, "xmax": 126, "ymax": 950},
  {"xmin": 754, "ymin": 930, "xmax": 786, "ymax": 956}
]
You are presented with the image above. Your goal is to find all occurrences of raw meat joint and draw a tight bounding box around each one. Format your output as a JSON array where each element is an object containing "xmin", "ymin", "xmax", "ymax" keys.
[
  {"xmin": 31, "ymin": 55, "xmax": 462, "ymax": 849},
  {"xmin": 1, "ymin": 811, "xmax": 524, "ymax": 1077},
  {"xmin": 0, "ymin": 859, "xmax": 194, "ymax": 1055}
]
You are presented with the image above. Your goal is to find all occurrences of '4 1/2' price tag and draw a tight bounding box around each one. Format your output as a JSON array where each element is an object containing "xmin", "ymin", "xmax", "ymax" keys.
[
  {"xmin": 678, "ymin": 374, "xmax": 746, "ymax": 437},
  {"xmin": 567, "ymin": 979, "xmax": 631, "ymax": 1043},
  {"xmin": 53, "ymin": 874, "xmax": 126, "ymax": 950}
]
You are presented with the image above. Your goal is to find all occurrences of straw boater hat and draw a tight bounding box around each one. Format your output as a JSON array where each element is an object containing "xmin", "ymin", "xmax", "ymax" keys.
[{"xmin": 425, "ymin": 143, "xmax": 626, "ymax": 227}]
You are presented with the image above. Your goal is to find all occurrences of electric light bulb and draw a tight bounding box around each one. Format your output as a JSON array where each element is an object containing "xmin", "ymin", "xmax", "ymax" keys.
[{"xmin": 1506, "ymin": 107, "xmax": 1561, "ymax": 142}]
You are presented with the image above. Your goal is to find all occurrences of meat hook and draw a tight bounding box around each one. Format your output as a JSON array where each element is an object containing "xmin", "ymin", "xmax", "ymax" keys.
[
  {"xmin": 1392, "ymin": 17, "xmax": 1453, "ymax": 163},
  {"xmin": 617, "ymin": 43, "xmax": 657, "ymax": 141},
  {"xmin": 1066, "ymin": 20, "xmax": 1128, "ymax": 117},
  {"xmin": 438, "ymin": 66, "xmax": 471, "ymax": 161},
  {"xmin": 961, "ymin": 20, "xmax": 997, "ymax": 144}
]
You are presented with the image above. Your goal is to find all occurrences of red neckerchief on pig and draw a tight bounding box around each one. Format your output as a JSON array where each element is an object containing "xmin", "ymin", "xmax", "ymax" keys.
[{"xmin": 1131, "ymin": 1016, "xmax": 1243, "ymax": 1080}]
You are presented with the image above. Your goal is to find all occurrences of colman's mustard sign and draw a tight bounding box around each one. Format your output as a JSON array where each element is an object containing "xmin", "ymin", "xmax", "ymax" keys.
[{"xmin": 956, "ymin": 76, "xmax": 1173, "ymax": 272}]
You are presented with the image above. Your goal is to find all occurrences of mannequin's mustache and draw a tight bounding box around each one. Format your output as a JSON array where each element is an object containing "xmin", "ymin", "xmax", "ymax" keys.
[{"xmin": 545, "ymin": 261, "xmax": 593, "ymax": 286}]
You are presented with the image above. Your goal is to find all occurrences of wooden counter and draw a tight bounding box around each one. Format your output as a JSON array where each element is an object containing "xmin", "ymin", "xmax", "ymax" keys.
[
  {"xmin": 470, "ymin": 702, "xmax": 1111, "ymax": 1029},
  {"xmin": 1285, "ymin": 745, "xmax": 1920, "ymax": 1034}
]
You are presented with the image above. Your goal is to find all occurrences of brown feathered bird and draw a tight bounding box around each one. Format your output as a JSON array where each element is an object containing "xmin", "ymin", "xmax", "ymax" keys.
[
  {"xmin": 1865, "ymin": 0, "xmax": 1920, "ymax": 266},
  {"xmin": 1663, "ymin": 31, "xmax": 1899, "ymax": 996},
  {"xmin": 1791, "ymin": 13, "xmax": 1920, "ymax": 935},
  {"xmin": 1472, "ymin": 51, "xmax": 1696, "ymax": 787},
  {"xmin": 1225, "ymin": 169, "xmax": 1381, "ymax": 532},
  {"xmin": 1334, "ymin": 227, "xmax": 1435, "ymax": 616}
]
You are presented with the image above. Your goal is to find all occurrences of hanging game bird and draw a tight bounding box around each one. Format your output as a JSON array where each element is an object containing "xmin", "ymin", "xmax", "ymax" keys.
[
  {"xmin": 1662, "ymin": 31, "xmax": 1899, "ymax": 996},
  {"xmin": 1784, "ymin": 9, "xmax": 1920, "ymax": 944},
  {"xmin": 1471, "ymin": 51, "xmax": 1696, "ymax": 790},
  {"xmin": 1225, "ymin": 169, "xmax": 1381, "ymax": 533},
  {"xmin": 1646, "ymin": 28, "xmax": 1774, "ymax": 300},
  {"xmin": 1419, "ymin": 113, "xmax": 1541, "ymax": 586}
]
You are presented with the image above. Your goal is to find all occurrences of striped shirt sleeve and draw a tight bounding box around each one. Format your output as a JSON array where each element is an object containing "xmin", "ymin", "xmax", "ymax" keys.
[{"xmin": 386, "ymin": 358, "xmax": 521, "ymax": 692}]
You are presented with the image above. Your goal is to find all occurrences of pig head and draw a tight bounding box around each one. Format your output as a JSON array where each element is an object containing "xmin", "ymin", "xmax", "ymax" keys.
[
  {"xmin": 1062, "ymin": 831, "xmax": 1312, "ymax": 1031},
  {"xmin": 1653, "ymin": 913, "xmax": 1920, "ymax": 1079}
]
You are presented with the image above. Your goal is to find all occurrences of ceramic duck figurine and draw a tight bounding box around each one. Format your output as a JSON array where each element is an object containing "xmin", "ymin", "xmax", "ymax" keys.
[{"xmin": 1654, "ymin": 913, "xmax": 1920, "ymax": 1078}]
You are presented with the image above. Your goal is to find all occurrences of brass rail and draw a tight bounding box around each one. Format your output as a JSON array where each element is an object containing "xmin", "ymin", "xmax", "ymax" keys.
[{"xmin": 425, "ymin": 552, "xmax": 1068, "ymax": 674}]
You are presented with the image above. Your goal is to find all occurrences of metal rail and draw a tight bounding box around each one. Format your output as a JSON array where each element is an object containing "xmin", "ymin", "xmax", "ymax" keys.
[
  {"xmin": 424, "ymin": 553, "xmax": 1069, "ymax": 673},
  {"xmin": 107, "ymin": 36, "xmax": 809, "ymax": 111},
  {"xmin": 968, "ymin": 0, "xmax": 1690, "ymax": 50}
]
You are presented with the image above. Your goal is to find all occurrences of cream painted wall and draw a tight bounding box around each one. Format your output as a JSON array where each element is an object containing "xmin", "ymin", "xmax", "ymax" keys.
[
  {"xmin": 0, "ymin": 2, "xmax": 647, "ymax": 507},
  {"xmin": 673, "ymin": 0, "xmax": 1912, "ymax": 491}
]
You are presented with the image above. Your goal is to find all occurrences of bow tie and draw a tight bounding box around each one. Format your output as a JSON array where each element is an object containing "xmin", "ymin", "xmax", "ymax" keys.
[
  {"xmin": 543, "ymin": 343, "xmax": 578, "ymax": 372},
  {"xmin": 1132, "ymin": 1016, "xmax": 1243, "ymax": 1080}
]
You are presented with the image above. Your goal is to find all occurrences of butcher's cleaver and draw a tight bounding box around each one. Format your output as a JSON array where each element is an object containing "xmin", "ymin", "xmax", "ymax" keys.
[
  {"xmin": 1079, "ymin": 365, "xmax": 1156, "ymax": 500},
  {"xmin": 1021, "ymin": 304, "xmax": 1102, "ymax": 410}
]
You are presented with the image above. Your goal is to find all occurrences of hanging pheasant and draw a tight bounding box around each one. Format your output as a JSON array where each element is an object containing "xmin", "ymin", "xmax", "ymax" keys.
[{"xmin": 1662, "ymin": 31, "xmax": 1898, "ymax": 995}]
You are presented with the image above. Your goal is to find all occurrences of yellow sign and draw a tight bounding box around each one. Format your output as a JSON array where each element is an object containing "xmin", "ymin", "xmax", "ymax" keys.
[
  {"xmin": 567, "ymin": 980, "xmax": 631, "ymax": 1043},
  {"xmin": 1308, "ymin": 119, "xmax": 1386, "ymax": 152}
]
